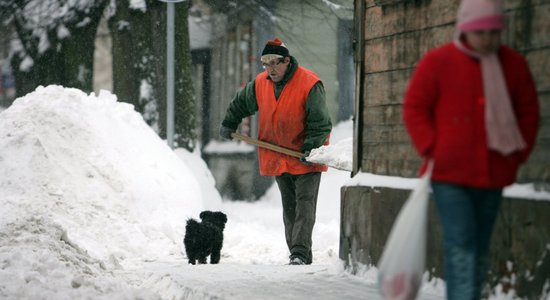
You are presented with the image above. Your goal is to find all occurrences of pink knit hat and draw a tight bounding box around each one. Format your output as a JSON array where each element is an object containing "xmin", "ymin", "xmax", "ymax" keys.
[{"xmin": 457, "ymin": 0, "xmax": 505, "ymax": 32}]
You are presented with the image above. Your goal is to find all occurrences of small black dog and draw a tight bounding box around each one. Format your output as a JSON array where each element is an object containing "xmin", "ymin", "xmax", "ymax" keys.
[{"xmin": 183, "ymin": 210, "xmax": 228, "ymax": 265}]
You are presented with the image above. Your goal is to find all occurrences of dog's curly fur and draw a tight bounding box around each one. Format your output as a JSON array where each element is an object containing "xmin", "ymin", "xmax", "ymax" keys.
[{"xmin": 183, "ymin": 211, "xmax": 227, "ymax": 265}]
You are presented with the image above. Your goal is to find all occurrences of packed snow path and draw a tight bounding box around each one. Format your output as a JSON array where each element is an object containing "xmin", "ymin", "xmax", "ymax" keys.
[{"xmin": 115, "ymin": 259, "xmax": 444, "ymax": 300}]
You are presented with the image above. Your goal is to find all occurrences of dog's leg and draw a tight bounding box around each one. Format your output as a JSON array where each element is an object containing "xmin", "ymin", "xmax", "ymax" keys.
[
  {"xmin": 210, "ymin": 244, "xmax": 222, "ymax": 264},
  {"xmin": 210, "ymin": 252, "xmax": 220, "ymax": 264},
  {"xmin": 186, "ymin": 250, "xmax": 197, "ymax": 265},
  {"xmin": 198, "ymin": 250, "xmax": 208, "ymax": 264}
]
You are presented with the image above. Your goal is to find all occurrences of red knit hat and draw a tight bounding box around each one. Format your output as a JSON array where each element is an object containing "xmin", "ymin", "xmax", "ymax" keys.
[
  {"xmin": 457, "ymin": 0, "xmax": 505, "ymax": 32},
  {"xmin": 261, "ymin": 38, "xmax": 289, "ymax": 62}
]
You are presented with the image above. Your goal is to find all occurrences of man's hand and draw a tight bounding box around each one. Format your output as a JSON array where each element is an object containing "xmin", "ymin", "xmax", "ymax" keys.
[
  {"xmin": 219, "ymin": 125, "xmax": 236, "ymax": 140},
  {"xmin": 300, "ymin": 151, "xmax": 312, "ymax": 165}
]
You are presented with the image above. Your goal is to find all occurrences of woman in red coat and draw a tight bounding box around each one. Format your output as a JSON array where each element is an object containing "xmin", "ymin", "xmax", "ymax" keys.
[{"xmin": 403, "ymin": 0, "xmax": 539, "ymax": 299}]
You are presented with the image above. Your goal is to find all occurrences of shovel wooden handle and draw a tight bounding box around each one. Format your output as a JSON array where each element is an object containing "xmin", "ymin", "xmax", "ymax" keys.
[{"xmin": 231, "ymin": 132, "xmax": 304, "ymax": 158}]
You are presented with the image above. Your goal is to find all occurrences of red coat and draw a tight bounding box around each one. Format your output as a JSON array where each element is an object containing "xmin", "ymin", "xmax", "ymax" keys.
[
  {"xmin": 255, "ymin": 66, "xmax": 328, "ymax": 176},
  {"xmin": 403, "ymin": 42, "xmax": 539, "ymax": 188}
]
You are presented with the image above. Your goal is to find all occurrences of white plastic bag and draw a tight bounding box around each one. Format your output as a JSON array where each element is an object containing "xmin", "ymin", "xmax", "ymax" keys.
[{"xmin": 378, "ymin": 163, "xmax": 433, "ymax": 300}]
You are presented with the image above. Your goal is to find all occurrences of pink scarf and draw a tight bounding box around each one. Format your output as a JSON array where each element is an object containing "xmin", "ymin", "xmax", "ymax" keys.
[{"xmin": 453, "ymin": 39, "xmax": 526, "ymax": 155}]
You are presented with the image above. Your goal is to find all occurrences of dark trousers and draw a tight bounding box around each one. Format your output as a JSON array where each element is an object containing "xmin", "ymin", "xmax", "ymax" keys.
[
  {"xmin": 275, "ymin": 172, "xmax": 322, "ymax": 264},
  {"xmin": 431, "ymin": 182, "xmax": 502, "ymax": 300}
]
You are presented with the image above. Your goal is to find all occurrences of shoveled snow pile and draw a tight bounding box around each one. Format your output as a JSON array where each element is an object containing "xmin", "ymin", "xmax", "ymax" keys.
[
  {"xmin": 0, "ymin": 85, "xmax": 215, "ymax": 298},
  {"xmin": 307, "ymin": 137, "xmax": 352, "ymax": 172},
  {"xmin": 306, "ymin": 120, "xmax": 353, "ymax": 172}
]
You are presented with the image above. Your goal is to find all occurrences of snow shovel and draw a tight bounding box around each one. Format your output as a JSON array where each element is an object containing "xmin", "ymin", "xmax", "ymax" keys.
[{"xmin": 230, "ymin": 132, "xmax": 351, "ymax": 171}]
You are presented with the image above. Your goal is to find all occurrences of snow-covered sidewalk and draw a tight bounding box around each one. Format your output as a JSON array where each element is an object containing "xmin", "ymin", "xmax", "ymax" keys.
[
  {"xmin": 115, "ymin": 259, "xmax": 445, "ymax": 300},
  {"xmin": 120, "ymin": 261, "xmax": 376, "ymax": 299}
]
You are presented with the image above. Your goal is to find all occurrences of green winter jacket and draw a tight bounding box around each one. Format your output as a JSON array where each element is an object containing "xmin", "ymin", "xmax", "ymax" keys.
[{"xmin": 221, "ymin": 56, "xmax": 332, "ymax": 153}]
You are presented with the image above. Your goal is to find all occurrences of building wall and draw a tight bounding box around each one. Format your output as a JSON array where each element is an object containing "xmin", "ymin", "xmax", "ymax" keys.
[
  {"xmin": 358, "ymin": 0, "xmax": 550, "ymax": 185},
  {"xmin": 206, "ymin": 7, "xmax": 273, "ymax": 200},
  {"xmin": 208, "ymin": 10, "xmax": 259, "ymax": 141}
]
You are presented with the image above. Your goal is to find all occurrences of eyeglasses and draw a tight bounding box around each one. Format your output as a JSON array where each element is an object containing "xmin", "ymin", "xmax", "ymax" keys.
[{"xmin": 262, "ymin": 58, "xmax": 285, "ymax": 69}]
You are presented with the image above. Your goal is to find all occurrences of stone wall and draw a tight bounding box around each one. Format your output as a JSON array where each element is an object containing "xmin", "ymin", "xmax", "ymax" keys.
[
  {"xmin": 340, "ymin": 185, "xmax": 550, "ymax": 297},
  {"xmin": 358, "ymin": 0, "xmax": 550, "ymax": 184}
]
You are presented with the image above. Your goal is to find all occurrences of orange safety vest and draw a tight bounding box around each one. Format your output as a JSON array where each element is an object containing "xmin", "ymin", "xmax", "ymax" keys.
[{"xmin": 255, "ymin": 66, "xmax": 328, "ymax": 176}]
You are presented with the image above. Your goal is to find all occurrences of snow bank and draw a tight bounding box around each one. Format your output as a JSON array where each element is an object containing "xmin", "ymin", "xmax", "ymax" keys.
[
  {"xmin": 0, "ymin": 85, "xmax": 216, "ymax": 298},
  {"xmin": 0, "ymin": 216, "xmax": 158, "ymax": 299}
]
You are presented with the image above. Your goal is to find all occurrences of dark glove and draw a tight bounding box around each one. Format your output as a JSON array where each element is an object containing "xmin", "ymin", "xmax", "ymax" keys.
[
  {"xmin": 219, "ymin": 125, "xmax": 236, "ymax": 140},
  {"xmin": 300, "ymin": 151, "xmax": 312, "ymax": 165}
]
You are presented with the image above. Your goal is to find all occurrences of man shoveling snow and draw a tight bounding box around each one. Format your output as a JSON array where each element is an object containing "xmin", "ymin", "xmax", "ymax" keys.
[{"xmin": 218, "ymin": 38, "xmax": 332, "ymax": 266}]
